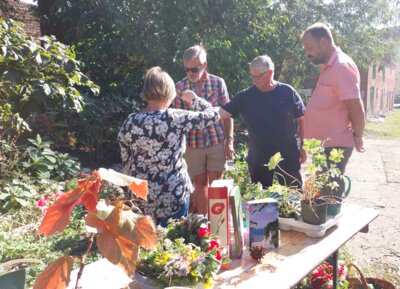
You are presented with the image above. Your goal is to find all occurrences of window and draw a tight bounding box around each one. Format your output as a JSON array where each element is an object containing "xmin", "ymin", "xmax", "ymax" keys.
[
  {"xmin": 369, "ymin": 87, "xmax": 374, "ymax": 114},
  {"xmin": 372, "ymin": 64, "xmax": 376, "ymax": 79}
]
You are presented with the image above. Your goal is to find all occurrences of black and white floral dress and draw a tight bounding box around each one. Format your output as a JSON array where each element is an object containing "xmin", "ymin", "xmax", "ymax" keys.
[{"xmin": 118, "ymin": 97, "xmax": 220, "ymax": 222}]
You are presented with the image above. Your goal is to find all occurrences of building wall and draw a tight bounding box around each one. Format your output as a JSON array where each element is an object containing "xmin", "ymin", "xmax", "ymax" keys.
[
  {"xmin": 362, "ymin": 63, "xmax": 397, "ymax": 118},
  {"xmin": 0, "ymin": 0, "xmax": 41, "ymax": 38}
]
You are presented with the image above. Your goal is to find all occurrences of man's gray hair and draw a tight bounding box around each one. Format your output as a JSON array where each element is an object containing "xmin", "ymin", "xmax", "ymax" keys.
[
  {"xmin": 183, "ymin": 44, "xmax": 207, "ymax": 64},
  {"xmin": 249, "ymin": 55, "xmax": 274, "ymax": 71}
]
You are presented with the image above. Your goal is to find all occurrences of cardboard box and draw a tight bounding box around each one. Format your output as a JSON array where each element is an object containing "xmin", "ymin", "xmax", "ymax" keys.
[
  {"xmin": 208, "ymin": 180, "xmax": 232, "ymax": 249},
  {"xmin": 208, "ymin": 179, "xmax": 245, "ymax": 265},
  {"xmin": 245, "ymin": 198, "xmax": 279, "ymax": 250}
]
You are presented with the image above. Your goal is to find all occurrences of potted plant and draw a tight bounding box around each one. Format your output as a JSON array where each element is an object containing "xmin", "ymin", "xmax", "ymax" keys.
[
  {"xmin": 267, "ymin": 139, "xmax": 344, "ymax": 225},
  {"xmin": 302, "ymin": 139, "xmax": 345, "ymax": 219},
  {"xmin": 136, "ymin": 214, "xmax": 229, "ymax": 289},
  {"xmin": 32, "ymin": 168, "xmax": 158, "ymax": 289},
  {"xmin": 266, "ymin": 153, "xmax": 301, "ymax": 220},
  {"xmin": 266, "ymin": 182, "xmax": 300, "ymax": 219}
]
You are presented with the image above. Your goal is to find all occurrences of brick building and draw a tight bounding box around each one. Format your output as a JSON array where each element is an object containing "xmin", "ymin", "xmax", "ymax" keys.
[
  {"xmin": 360, "ymin": 62, "xmax": 397, "ymax": 118},
  {"xmin": 360, "ymin": 26, "xmax": 400, "ymax": 119},
  {"xmin": 0, "ymin": 0, "xmax": 41, "ymax": 37}
]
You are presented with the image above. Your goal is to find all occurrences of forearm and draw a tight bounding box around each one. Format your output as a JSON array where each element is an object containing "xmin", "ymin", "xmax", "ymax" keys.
[
  {"xmin": 346, "ymin": 99, "xmax": 365, "ymax": 137},
  {"xmin": 223, "ymin": 117, "xmax": 233, "ymax": 140}
]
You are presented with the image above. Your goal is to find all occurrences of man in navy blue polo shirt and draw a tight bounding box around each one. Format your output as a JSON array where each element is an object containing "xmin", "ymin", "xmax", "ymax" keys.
[{"xmin": 220, "ymin": 55, "xmax": 307, "ymax": 189}]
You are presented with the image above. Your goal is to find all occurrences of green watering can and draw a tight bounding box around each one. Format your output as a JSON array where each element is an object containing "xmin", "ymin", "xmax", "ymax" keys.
[{"xmin": 343, "ymin": 175, "xmax": 351, "ymax": 198}]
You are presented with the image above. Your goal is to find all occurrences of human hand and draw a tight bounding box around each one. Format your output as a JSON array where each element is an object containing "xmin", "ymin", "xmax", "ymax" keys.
[
  {"xmin": 354, "ymin": 135, "xmax": 365, "ymax": 152},
  {"xmin": 225, "ymin": 139, "xmax": 234, "ymax": 160},
  {"xmin": 299, "ymin": 147, "xmax": 307, "ymax": 163},
  {"xmin": 181, "ymin": 90, "xmax": 197, "ymax": 107}
]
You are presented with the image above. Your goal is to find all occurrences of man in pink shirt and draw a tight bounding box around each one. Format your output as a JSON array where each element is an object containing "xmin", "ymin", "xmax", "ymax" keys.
[{"xmin": 301, "ymin": 22, "xmax": 365, "ymax": 197}]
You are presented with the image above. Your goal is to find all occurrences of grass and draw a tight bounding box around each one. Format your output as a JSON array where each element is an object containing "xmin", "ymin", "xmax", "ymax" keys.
[
  {"xmin": 365, "ymin": 109, "xmax": 400, "ymax": 139},
  {"xmin": 0, "ymin": 206, "xmax": 101, "ymax": 287}
]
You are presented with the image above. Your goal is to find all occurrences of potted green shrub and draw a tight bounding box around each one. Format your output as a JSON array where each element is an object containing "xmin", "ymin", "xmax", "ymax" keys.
[
  {"xmin": 265, "ymin": 153, "xmax": 301, "ymax": 219},
  {"xmin": 301, "ymin": 139, "xmax": 345, "ymax": 223},
  {"xmin": 267, "ymin": 139, "xmax": 344, "ymax": 225}
]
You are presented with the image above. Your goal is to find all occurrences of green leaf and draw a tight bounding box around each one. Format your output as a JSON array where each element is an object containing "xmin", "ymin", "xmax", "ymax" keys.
[
  {"xmin": 35, "ymin": 53, "xmax": 42, "ymax": 65},
  {"xmin": 43, "ymin": 83, "xmax": 51, "ymax": 96},
  {"xmin": 0, "ymin": 192, "xmax": 11, "ymax": 200},
  {"xmin": 15, "ymin": 197, "xmax": 28, "ymax": 207},
  {"xmin": 3, "ymin": 70, "xmax": 21, "ymax": 82},
  {"xmin": 267, "ymin": 152, "xmax": 283, "ymax": 171},
  {"xmin": 64, "ymin": 60, "xmax": 76, "ymax": 73},
  {"xmin": 329, "ymin": 149, "xmax": 344, "ymax": 164},
  {"xmin": 43, "ymin": 154, "xmax": 57, "ymax": 163}
]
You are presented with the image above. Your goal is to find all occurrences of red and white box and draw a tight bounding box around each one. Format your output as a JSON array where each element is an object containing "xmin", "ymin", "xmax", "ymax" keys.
[{"xmin": 208, "ymin": 179, "xmax": 234, "ymax": 269}]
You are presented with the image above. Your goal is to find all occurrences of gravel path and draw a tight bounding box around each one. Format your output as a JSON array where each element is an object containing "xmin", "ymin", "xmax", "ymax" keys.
[{"xmin": 343, "ymin": 137, "xmax": 400, "ymax": 286}]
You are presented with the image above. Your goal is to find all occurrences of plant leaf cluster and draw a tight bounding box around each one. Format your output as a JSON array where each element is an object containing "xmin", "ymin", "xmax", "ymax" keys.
[{"xmin": 32, "ymin": 169, "xmax": 157, "ymax": 288}]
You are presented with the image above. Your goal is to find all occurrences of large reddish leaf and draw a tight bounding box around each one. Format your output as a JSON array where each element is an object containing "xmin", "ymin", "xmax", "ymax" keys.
[
  {"xmin": 36, "ymin": 171, "xmax": 102, "ymax": 236},
  {"xmin": 130, "ymin": 215, "xmax": 158, "ymax": 250},
  {"xmin": 98, "ymin": 168, "xmax": 149, "ymax": 200},
  {"xmin": 33, "ymin": 255, "xmax": 74, "ymax": 289},
  {"xmin": 84, "ymin": 202, "xmax": 157, "ymax": 276},
  {"xmin": 78, "ymin": 170, "xmax": 102, "ymax": 211},
  {"xmin": 36, "ymin": 188, "xmax": 82, "ymax": 236}
]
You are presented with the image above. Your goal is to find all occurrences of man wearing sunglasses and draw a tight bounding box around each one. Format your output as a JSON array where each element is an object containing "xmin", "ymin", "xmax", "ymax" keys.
[
  {"xmin": 174, "ymin": 44, "xmax": 234, "ymax": 215},
  {"xmin": 219, "ymin": 55, "xmax": 307, "ymax": 189}
]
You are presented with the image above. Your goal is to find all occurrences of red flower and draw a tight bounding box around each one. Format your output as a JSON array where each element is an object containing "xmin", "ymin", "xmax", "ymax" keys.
[
  {"xmin": 36, "ymin": 199, "xmax": 47, "ymax": 208},
  {"xmin": 211, "ymin": 203, "xmax": 225, "ymax": 215},
  {"xmin": 198, "ymin": 227, "xmax": 210, "ymax": 238},
  {"xmin": 207, "ymin": 240, "xmax": 219, "ymax": 251},
  {"xmin": 216, "ymin": 250, "xmax": 222, "ymax": 261}
]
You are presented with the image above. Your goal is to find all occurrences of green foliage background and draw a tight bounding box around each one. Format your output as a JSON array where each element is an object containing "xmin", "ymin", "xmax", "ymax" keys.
[{"xmin": 2, "ymin": 0, "xmax": 400, "ymax": 165}]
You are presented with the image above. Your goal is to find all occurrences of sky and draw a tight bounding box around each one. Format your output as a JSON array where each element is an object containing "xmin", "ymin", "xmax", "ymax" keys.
[{"xmin": 20, "ymin": 0, "xmax": 37, "ymax": 5}]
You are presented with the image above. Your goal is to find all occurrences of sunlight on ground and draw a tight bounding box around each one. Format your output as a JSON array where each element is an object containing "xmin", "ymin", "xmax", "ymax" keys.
[{"xmin": 366, "ymin": 109, "xmax": 400, "ymax": 138}]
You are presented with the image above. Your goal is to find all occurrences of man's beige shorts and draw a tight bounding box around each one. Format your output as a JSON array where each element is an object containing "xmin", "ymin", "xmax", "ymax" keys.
[{"xmin": 185, "ymin": 142, "xmax": 226, "ymax": 178}]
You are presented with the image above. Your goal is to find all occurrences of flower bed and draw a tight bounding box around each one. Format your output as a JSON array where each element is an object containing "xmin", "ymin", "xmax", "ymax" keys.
[
  {"xmin": 308, "ymin": 261, "xmax": 348, "ymax": 289},
  {"xmin": 136, "ymin": 214, "xmax": 228, "ymax": 288}
]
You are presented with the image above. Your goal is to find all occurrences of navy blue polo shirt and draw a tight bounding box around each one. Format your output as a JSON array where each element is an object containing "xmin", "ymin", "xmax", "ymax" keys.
[{"xmin": 223, "ymin": 82, "xmax": 305, "ymax": 149}]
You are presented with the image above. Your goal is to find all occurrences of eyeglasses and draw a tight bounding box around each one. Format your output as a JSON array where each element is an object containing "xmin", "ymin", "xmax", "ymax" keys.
[
  {"xmin": 250, "ymin": 70, "xmax": 269, "ymax": 79},
  {"xmin": 184, "ymin": 64, "xmax": 203, "ymax": 73}
]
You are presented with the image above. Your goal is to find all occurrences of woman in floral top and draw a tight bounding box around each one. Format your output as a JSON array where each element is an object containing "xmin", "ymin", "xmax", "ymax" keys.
[{"xmin": 118, "ymin": 67, "xmax": 221, "ymax": 226}]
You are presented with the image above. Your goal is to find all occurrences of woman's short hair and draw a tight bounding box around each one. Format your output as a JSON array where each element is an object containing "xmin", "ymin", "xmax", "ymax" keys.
[
  {"xmin": 249, "ymin": 55, "xmax": 275, "ymax": 72},
  {"xmin": 141, "ymin": 66, "xmax": 176, "ymax": 102},
  {"xmin": 182, "ymin": 44, "xmax": 207, "ymax": 64}
]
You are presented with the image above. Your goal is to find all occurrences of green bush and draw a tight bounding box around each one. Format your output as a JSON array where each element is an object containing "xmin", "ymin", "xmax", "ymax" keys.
[{"xmin": 18, "ymin": 134, "xmax": 80, "ymax": 180}]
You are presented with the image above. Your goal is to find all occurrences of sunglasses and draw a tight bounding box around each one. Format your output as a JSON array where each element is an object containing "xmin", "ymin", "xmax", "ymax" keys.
[{"xmin": 184, "ymin": 64, "xmax": 203, "ymax": 73}]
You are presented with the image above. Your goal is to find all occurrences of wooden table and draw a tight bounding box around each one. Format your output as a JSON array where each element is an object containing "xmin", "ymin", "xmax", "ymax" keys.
[
  {"xmin": 68, "ymin": 204, "xmax": 378, "ymax": 289},
  {"xmin": 214, "ymin": 204, "xmax": 379, "ymax": 289}
]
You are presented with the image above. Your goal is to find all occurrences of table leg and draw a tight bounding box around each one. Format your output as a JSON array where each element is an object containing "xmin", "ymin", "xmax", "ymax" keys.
[{"xmin": 332, "ymin": 250, "xmax": 338, "ymax": 289}]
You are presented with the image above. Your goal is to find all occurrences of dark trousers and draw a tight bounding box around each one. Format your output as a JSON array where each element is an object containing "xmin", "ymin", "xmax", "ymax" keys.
[
  {"xmin": 321, "ymin": 147, "xmax": 354, "ymax": 198},
  {"xmin": 247, "ymin": 141, "xmax": 302, "ymax": 190}
]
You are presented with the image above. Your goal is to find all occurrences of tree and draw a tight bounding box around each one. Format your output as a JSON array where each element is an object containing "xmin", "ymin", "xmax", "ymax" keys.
[
  {"xmin": 33, "ymin": 0, "xmax": 400, "ymax": 163},
  {"xmin": 0, "ymin": 18, "xmax": 98, "ymax": 158}
]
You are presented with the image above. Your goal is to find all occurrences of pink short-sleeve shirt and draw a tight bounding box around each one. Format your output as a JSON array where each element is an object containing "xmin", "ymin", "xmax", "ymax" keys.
[{"xmin": 305, "ymin": 48, "xmax": 361, "ymax": 147}]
